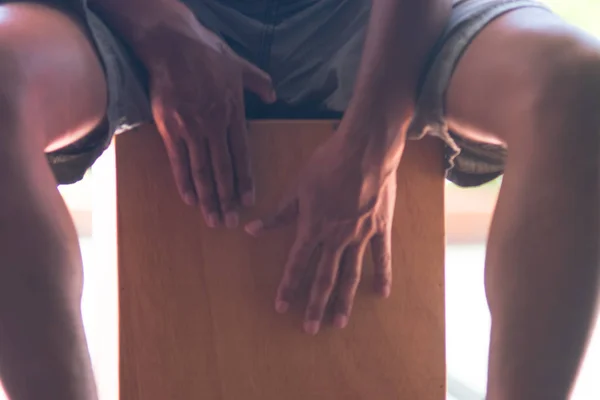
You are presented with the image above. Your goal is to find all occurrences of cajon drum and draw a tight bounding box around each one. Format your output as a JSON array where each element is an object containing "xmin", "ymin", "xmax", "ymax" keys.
[{"xmin": 115, "ymin": 121, "xmax": 446, "ymax": 400}]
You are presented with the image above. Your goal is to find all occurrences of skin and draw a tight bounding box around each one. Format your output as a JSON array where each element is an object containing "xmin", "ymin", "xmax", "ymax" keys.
[
  {"xmin": 93, "ymin": 0, "xmax": 276, "ymax": 228},
  {"xmin": 0, "ymin": 4, "xmax": 105, "ymax": 399},
  {"xmin": 445, "ymin": 10, "xmax": 600, "ymax": 399},
  {"xmin": 0, "ymin": 0, "xmax": 597, "ymax": 399},
  {"xmin": 245, "ymin": 0, "xmax": 452, "ymax": 332}
]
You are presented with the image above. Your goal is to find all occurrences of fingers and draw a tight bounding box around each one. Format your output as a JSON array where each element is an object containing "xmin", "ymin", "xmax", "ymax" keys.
[
  {"xmin": 207, "ymin": 133, "xmax": 239, "ymax": 228},
  {"xmin": 186, "ymin": 137, "xmax": 221, "ymax": 227},
  {"xmin": 370, "ymin": 231, "xmax": 393, "ymax": 298},
  {"xmin": 275, "ymin": 234, "xmax": 316, "ymax": 314},
  {"xmin": 155, "ymin": 114, "xmax": 198, "ymax": 207},
  {"xmin": 304, "ymin": 247, "xmax": 343, "ymax": 335},
  {"xmin": 245, "ymin": 196, "xmax": 299, "ymax": 236},
  {"xmin": 164, "ymin": 136, "xmax": 197, "ymax": 206},
  {"xmin": 239, "ymin": 58, "xmax": 276, "ymax": 104},
  {"xmin": 332, "ymin": 243, "xmax": 367, "ymax": 329},
  {"xmin": 229, "ymin": 100, "xmax": 255, "ymax": 207}
]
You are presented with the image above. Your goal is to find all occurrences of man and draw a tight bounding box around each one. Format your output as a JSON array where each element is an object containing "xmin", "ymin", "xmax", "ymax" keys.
[{"xmin": 0, "ymin": 0, "xmax": 597, "ymax": 398}]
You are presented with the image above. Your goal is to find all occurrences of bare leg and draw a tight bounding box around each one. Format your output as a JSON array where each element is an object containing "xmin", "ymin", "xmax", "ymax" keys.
[
  {"xmin": 446, "ymin": 9, "xmax": 600, "ymax": 400},
  {"xmin": 0, "ymin": 4, "xmax": 106, "ymax": 399}
]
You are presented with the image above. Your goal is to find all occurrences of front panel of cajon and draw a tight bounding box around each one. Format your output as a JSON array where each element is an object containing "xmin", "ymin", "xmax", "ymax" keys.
[{"xmin": 116, "ymin": 121, "xmax": 446, "ymax": 400}]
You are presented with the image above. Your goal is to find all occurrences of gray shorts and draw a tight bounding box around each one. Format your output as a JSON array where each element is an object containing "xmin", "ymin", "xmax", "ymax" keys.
[{"xmin": 41, "ymin": 0, "xmax": 549, "ymax": 186}]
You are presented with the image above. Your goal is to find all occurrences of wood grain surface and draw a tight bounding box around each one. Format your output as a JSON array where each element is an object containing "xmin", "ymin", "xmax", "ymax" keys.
[{"xmin": 116, "ymin": 121, "xmax": 446, "ymax": 400}]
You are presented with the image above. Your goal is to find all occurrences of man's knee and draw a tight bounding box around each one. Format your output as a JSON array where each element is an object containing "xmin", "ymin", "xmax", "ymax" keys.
[
  {"xmin": 534, "ymin": 35, "xmax": 600, "ymax": 128},
  {"xmin": 544, "ymin": 50, "xmax": 600, "ymax": 105},
  {"xmin": 0, "ymin": 3, "xmax": 107, "ymax": 151},
  {"xmin": 516, "ymin": 38, "xmax": 600, "ymax": 171}
]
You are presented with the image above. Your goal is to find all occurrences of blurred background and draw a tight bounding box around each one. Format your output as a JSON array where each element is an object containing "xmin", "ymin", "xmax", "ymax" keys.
[{"xmin": 3, "ymin": 1, "xmax": 599, "ymax": 399}]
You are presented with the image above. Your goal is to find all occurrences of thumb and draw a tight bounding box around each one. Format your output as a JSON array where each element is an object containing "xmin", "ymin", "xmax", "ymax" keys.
[
  {"xmin": 239, "ymin": 58, "xmax": 277, "ymax": 104},
  {"xmin": 245, "ymin": 196, "xmax": 299, "ymax": 236}
]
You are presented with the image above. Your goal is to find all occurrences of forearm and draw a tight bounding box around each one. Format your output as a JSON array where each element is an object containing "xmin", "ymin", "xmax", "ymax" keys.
[{"xmin": 341, "ymin": 0, "xmax": 451, "ymax": 164}]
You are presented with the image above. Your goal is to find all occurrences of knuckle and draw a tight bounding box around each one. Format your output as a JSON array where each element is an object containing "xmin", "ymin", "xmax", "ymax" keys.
[
  {"xmin": 375, "ymin": 215, "xmax": 390, "ymax": 234},
  {"xmin": 342, "ymin": 270, "xmax": 361, "ymax": 287},
  {"xmin": 219, "ymin": 197, "xmax": 236, "ymax": 212},
  {"xmin": 163, "ymin": 138, "xmax": 186, "ymax": 161},
  {"xmin": 375, "ymin": 252, "xmax": 392, "ymax": 269},
  {"xmin": 168, "ymin": 163, "xmax": 190, "ymax": 187},
  {"xmin": 287, "ymin": 265, "xmax": 305, "ymax": 284},
  {"xmin": 288, "ymin": 243, "xmax": 310, "ymax": 269},
  {"xmin": 306, "ymin": 305, "xmax": 324, "ymax": 320},
  {"xmin": 237, "ymin": 176, "xmax": 254, "ymax": 193},
  {"xmin": 315, "ymin": 272, "xmax": 336, "ymax": 292},
  {"xmin": 217, "ymin": 183, "xmax": 236, "ymax": 205},
  {"xmin": 216, "ymin": 40, "xmax": 231, "ymax": 55},
  {"xmin": 279, "ymin": 286, "xmax": 295, "ymax": 303},
  {"xmin": 164, "ymin": 128, "xmax": 186, "ymax": 147},
  {"xmin": 231, "ymin": 141, "xmax": 250, "ymax": 161},
  {"xmin": 205, "ymin": 94, "xmax": 232, "ymax": 118},
  {"xmin": 375, "ymin": 267, "xmax": 392, "ymax": 283},
  {"xmin": 177, "ymin": 183, "xmax": 195, "ymax": 199},
  {"xmin": 213, "ymin": 159, "xmax": 234, "ymax": 180},
  {"xmin": 210, "ymin": 102, "xmax": 230, "ymax": 122},
  {"xmin": 335, "ymin": 303, "xmax": 351, "ymax": 315},
  {"xmin": 161, "ymin": 109, "xmax": 191, "ymax": 138},
  {"xmin": 361, "ymin": 217, "xmax": 375, "ymax": 236},
  {"xmin": 261, "ymin": 74, "xmax": 273, "ymax": 87},
  {"xmin": 218, "ymin": 190, "xmax": 235, "ymax": 202},
  {"xmin": 194, "ymin": 164, "xmax": 213, "ymax": 184},
  {"xmin": 198, "ymin": 193, "xmax": 218, "ymax": 210},
  {"xmin": 193, "ymin": 105, "xmax": 229, "ymax": 134},
  {"xmin": 217, "ymin": 177, "xmax": 235, "ymax": 194},
  {"xmin": 167, "ymin": 153, "xmax": 186, "ymax": 174}
]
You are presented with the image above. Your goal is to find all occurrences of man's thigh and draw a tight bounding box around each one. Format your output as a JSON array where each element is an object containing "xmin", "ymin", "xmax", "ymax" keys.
[
  {"xmin": 0, "ymin": 1, "xmax": 152, "ymax": 185},
  {"xmin": 445, "ymin": 6, "xmax": 600, "ymax": 147},
  {"xmin": 0, "ymin": 2, "xmax": 106, "ymax": 150}
]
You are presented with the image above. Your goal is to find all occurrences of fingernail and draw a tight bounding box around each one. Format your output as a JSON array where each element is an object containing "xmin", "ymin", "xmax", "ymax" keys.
[
  {"xmin": 275, "ymin": 300, "xmax": 289, "ymax": 314},
  {"xmin": 207, "ymin": 213, "xmax": 219, "ymax": 228},
  {"xmin": 242, "ymin": 191, "xmax": 255, "ymax": 207},
  {"xmin": 334, "ymin": 315, "xmax": 348, "ymax": 329},
  {"xmin": 225, "ymin": 212, "xmax": 239, "ymax": 229},
  {"xmin": 184, "ymin": 193, "xmax": 196, "ymax": 206},
  {"xmin": 382, "ymin": 286, "xmax": 391, "ymax": 298},
  {"xmin": 244, "ymin": 220, "xmax": 263, "ymax": 236},
  {"xmin": 304, "ymin": 321, "xmax": 320, "ymax": 335}
]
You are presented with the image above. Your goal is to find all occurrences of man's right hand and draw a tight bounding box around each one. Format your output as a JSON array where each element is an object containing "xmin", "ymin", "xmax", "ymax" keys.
[{"xmin": 140, "ymin": 15, "xmax": 276, "ymax": 228}]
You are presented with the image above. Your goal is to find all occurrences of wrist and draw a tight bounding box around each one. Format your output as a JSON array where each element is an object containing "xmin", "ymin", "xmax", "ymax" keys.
[
  {"xmin": 333, "ymin": 121, "xmax": 405, "ymax": 179},
  {"xmin": 133, "ymin": 7, "xmax": 203, "ymax": 64},
  {"xmin": 91, "ymin": 0, "xmax": 200, "ymax": 64},
  {"xmin": 336, "ymin": 99, "xmax": 412, "ymax": 172}
]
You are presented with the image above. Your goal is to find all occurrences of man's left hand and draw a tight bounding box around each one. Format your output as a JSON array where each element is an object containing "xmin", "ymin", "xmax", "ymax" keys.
[{"xmin": 245, "ymin": 125, "xmax": 399, "ymax": 335}]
